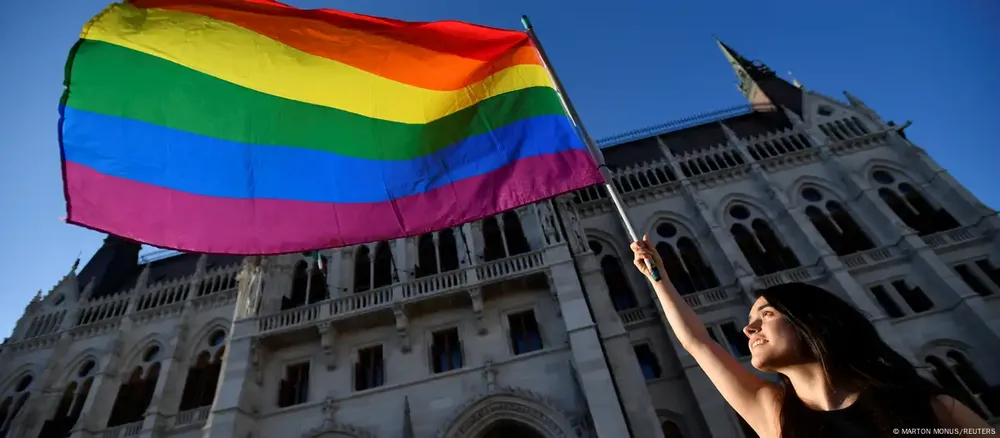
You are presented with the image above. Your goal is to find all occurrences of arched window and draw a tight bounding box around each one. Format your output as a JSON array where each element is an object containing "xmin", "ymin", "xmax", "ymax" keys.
[
  {"xmin": 502, "ymin": 211, "xmax": 531, "ymax": 256},
  {"xmin": 107, "ymin": 345, "xmax": 163, "ymax": 427},
  {"xmin": 652, "ymin": 221, "xmax": 720, "ymax": 295},
  {"xmin": 179, "ymin": 329, "xmax": 227, "ymax": 412},
  {"xmin": 481, "ymin": 211, "xmax": 531, "ymax": 262},
  {"xmin": 871, "ymin": 169, "xmax": 959, "ymax": 236},
  {"xmin": 39, "ymin": 360, "xmax": 96, "ymax": 437},
  {"xmin": 372, "ymin": 241, "xmax": 394, "ymax": 288},
  {"xmin": 281, "ymin": 261, "xmax": 309, "ymax": 310},
  {"xmin": 589, "ymin": 240, "xmax": 638, "ymax": 311},
  {"xmin": 926, "ymin": 349, "xmax": 998, "ymax": 419},
  {"xmin": 307, "ymin": 256, "xmax": 329, "ymax": 304},
  {"xmin": 353, "ymin": 243, "xmax": 396, "ymax": 292},
  {"xmin": 0, "ymin": 374, "xmax": 33, "ymax": 437},
  {"xmin": 354, "ymin": 246, "xmax": 371, "ymax": 293},
  {"xmin": 661, "ymin": 419, "xmax": 684, "ymax": 438},
  {"xmin": 415, "ymin": 229, "xmax": 461, "ymax": 278},
  {"xmin": 727, "ymin": 203, "xmax": 800, "ymax": 276},
  {"xmin": 799, "ymin": 187, "xmax": 875, "ymax": 256}
]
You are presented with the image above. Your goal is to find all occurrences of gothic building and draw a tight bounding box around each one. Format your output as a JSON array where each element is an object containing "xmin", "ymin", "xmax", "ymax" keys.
[{"xmin": 1, "ymin": 40, "xmax": 998, "ymax": 438}]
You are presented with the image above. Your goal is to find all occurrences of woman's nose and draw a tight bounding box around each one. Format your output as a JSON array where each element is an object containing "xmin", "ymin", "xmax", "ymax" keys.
[{"xmin": 743, "ymin": 323, "xmax": 759, "ymax": 337}]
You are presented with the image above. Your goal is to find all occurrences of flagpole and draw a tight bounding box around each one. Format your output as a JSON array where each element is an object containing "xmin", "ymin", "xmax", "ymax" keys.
[{"xmin": 521, "ymin": 15, "xmax": 662, "ymax": 282}]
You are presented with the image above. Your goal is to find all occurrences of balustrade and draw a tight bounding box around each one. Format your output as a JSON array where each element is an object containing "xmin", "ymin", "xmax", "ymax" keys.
[{"xmin": 255, "ymin": 250, "xmax": 548, "ymax": 335}]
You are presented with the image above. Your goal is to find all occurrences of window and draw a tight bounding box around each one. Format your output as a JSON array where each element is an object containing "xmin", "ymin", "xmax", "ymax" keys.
[
  {"xmin": 706, "ymin": 325, "xmax": 721, "ymax": 344},
  {"xmin": 589, "ymin": 240, "xmax": 638, "ymax": 311},
  {"xmin": 633, "ymin": 344, "xmax": 662, "ymax": 380},
  {"xmin": 720, "ymin": 322, "xmax": 751, "ymax": 358},
  {"xmin": 871, "ymin": 169, "xmax": 959, "ymax": 236},
  {"xmin": 865, "ymin": 279, "xmax": 933, "ymax": 317},
  {"xmin": 508, "ymin": 310, "xmax": 543, "ymax": 355},
  {"xmin": 652, "ymin": 222, "xmax": 720, "ymax": 296},
  {"xmin": 278, "ymin": 362, "xmax": 310, "ymax": 407},
  {"xmin": 799, "ymin": 188, "xmax": 875, "ymax": 256},
  {"xmin": 890, "ymin": 280, "xmax": 933, "ymax": 313},
  {"xmin": 431, "ymin": 328, "xmax": 463, "ymax": 373},
  {"xmin": 952, "ymin": 259, "xmax": 1000, "ymax": 297},
  {"xmin": 704, "ymin": 322, "xmax": 750, "ymax": 358},
  {"xmin": 727, "ymin": 203, "xmax": 801, "ymax": 276},
  {"xmin": 868, "ymin": 285, "xmax": 904, "ymax": 318},
  {"xmin": 354, "ymin": 346, "xmax": 384, "ymax": 391},
  {"xmin": 661, "ymin": 419, "xmax": 684, "ymax": 438}
]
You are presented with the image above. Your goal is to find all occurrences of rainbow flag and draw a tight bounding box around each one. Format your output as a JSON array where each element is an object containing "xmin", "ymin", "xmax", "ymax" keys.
[{"xmin": 59, "ymin": 0, "xmax": 603, "ymax": 255}]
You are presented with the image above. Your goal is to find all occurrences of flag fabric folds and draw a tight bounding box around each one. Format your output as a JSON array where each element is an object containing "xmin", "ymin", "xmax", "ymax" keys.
[{"xmin": 59, "ymin": 0, "xmax": 603, "ymax": 255}]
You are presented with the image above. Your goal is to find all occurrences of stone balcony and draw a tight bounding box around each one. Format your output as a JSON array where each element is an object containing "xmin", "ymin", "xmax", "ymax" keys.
[{"xmin": 246, "ymin": 247, "xmax": 560, "ymax": 346}]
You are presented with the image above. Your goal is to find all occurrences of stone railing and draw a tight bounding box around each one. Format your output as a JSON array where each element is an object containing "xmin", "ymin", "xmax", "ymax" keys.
[
  {"xmin": 174, "ymin": 406, "xmax": 211, "ymax": 428},
  {"xmin": 682, "ymin": 285, "xmax": 739, "ymax": 309},
  {"xmin": 4, "ymin": 262, "xmax": 242, "ymax": 352},
  {"xmin": 618, "ymin": 306, "xmax": 657, "ymax": 326},
  {"xmin": 921, "ymin": 225, "xmax": 980, "ymax": 250},
  {"xmin": 102, "ymin": 421, "xmax": 143, "ymax": 438},
  {"xmin": 756, "ymin": 265, "xmax": 824, "ymax": 289},
  {"xmin": 256, "ymin": 250, "xmax": 549, "ymax": 335},
  {"xmin": 840, "ymin": 246, "xmax": 901, "ymax": 270}
]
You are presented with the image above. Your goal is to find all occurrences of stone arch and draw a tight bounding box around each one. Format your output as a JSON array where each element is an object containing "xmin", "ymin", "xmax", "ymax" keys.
[
  {"xmin": 645, "ymin": 215, "xmax": 722, "ymax": 295},
  {"xmin": 0, "ymin": 365, "xmax": 36, "ymax": 395},
  {"xmin": 862, "ymin": 159, "xmax": 920, "ymax": 185},
  {"xmin": 915, "ymin": 338, "xmax": 976, "ymax": 365},
  {"xmin": 583, "ymin": 229, "xmax": 631, "ymax": 261},
  {"xmin": 438, "ymin": 387, "xmax": 583, "ymax": 438},
  {"xmin": 918, "ymin": 338, "xmax": 997, "ymax": 418},
  {"xmin": 60, "ymin": 348, "xmax": 102, "ymax": 382},
  {"xmin": 586, "ymin": 231, "xmax": 641, "ymax": 310},
  {"xmin": 786, "ymin": 175, "xmax": 849, "ymax": 208},
  {"xmin": 865, "ymin": 159, "xmax": 959, "ymax": 236},
  {"xmin": 640, "ymin": 210, "xmax": 702, "ymax": 241},
  {"xmin": 721, "ymin": 194, "xmax": 801, "ymax": 276},
  {"xmin": 122, "ymin": 335, "xmax": 168, "ymax": 372},
  {"xmin": 301, "ymin": 424, "xmax": 376, "ymax": 438},
  {"xmin": 715, "ymin": 193, "xmax": 776, "ymax": 224},
  {"xmin": 186, "ymin": 318, "xmax": 231, "ymax": 360},
  {"xmin": 655, "ymin": 409, "xmax": 690, "ymax": 438}
]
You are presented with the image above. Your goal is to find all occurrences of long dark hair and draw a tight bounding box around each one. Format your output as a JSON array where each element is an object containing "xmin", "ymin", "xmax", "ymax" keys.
[{"xmin": 755, "ymin": 283, "xmax": 946, "ymax": 438}]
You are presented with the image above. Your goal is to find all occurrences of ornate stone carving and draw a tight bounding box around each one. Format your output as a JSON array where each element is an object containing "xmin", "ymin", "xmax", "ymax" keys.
[
  {"xmin": 468, "ymin": 289, "xmax": 486, "ymax": 335},
  {"xmin": 300, "ymin": 396, "xmax": 376, "ymax": 438},
  {"xmin": 250, "ymin": 338, "xmax": 264, "ymax": 384},
  {"xmin": 318, "ymin": 323, "xmax": 337, "ymax": 370},
  {"xmin": 393, "ymin": 304, "xmax": 411, "ymax": 353},
  {"xmin": 436, "ymin": 386, "xmax": 584, "ymax": 438},
  {"xmin": 482, "ymin": 360, "xmax": 498, "ymax": 393}
]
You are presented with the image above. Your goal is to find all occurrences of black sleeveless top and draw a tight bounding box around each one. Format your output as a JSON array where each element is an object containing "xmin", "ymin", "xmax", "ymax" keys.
[
  {"xmin": 809, "ymin": 399, "xmax": 882, "ymax": 438},
  {"xmin": 793, "ymin": 390, "xmax": 944, "ymax": 438}
]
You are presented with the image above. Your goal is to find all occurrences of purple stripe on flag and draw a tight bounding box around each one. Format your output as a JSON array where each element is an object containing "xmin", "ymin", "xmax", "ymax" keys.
[{"xmin": 64, "ymin": 149, "xmax": 602, "ymax": 255}]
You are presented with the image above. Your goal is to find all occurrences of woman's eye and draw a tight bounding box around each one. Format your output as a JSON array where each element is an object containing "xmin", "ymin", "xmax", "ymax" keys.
[{"xmin": 762, "ymin": 310, "xmax": 773, "ymax": 317}]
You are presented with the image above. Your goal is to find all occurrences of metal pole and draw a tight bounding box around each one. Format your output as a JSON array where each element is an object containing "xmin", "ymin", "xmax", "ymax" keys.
[{"xmin": 521, "ymin": 15, "xmax": 662, "ymax": 281}]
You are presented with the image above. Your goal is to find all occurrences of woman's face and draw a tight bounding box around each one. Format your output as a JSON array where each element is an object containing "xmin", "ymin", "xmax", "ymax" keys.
[{"xmin": 744, "ymin": 296, "xmax": 807, "ymax": 371}]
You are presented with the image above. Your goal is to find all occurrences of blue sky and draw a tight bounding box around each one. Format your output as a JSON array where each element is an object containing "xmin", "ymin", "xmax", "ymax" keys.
[{"xmin": 0, "ymin": 0, "xmax": 997, "ymax": 339}]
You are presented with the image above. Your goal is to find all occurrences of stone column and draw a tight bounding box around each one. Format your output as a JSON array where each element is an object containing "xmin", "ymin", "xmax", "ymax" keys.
[
  {"xmin": 68, "ymin": 333, "xmax": 130, "ymax": 438},
  {"xmin": 551, "ymin": 242, "xmax": 666, "ymax": 438},
  {"xmin": 521, "ymin": 206, "xmax": 546, "ymax": 250},
  {"xmin": 140, "ymin": 304, "xmax": 193, "ymax": 437},
  {"xmin": 680, "ymin": 181, "xmax": 757, "ymax": 294},
  {"xmin": 545, "ymin": 245, "xmax": 632, "ymax": 438},
  {"xmin": 202, "ymin": 320, "xmax": 261, "ymax": 438}
]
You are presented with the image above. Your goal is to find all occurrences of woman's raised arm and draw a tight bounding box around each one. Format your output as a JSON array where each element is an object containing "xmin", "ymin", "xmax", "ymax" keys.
[{"xmin": 631, "ymin": 236, "xmax": 780, "ymax": 435}]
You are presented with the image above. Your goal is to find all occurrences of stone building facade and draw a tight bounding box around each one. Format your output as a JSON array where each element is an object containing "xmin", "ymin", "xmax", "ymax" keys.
[{"xmin": 1, "ymin": 41, "xmax": 999, "ymax": 438}]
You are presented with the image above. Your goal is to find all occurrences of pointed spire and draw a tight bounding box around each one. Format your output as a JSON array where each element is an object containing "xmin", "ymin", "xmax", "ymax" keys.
[
  {"xmin": 402, "ymin": 396, "xmax": 414, "ymax": 438},
  {"xmin": 713, "ymin": 37, "xmax": 807, "ymax": 115}
]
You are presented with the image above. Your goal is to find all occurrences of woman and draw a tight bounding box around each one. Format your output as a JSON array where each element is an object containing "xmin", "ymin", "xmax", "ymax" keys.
[{"xmin": 630, "ymin": 236, "xmax": 993, "ymax": 437}]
